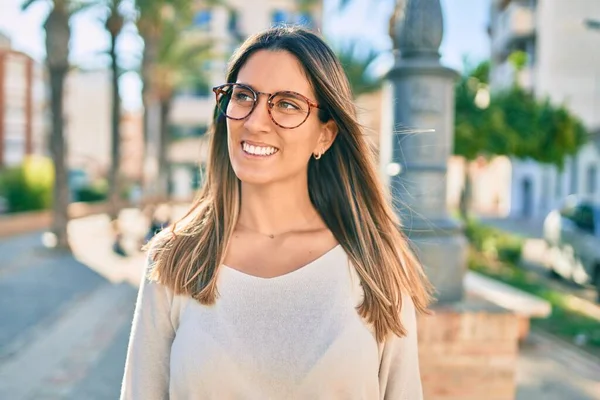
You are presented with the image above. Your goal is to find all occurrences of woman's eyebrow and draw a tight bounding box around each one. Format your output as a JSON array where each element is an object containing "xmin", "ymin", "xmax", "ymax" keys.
[{"xmin": 236, "ymin": 81, "xmax": 308, "ymax": 96}]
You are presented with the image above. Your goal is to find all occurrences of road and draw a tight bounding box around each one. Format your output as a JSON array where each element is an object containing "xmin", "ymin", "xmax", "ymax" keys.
[{"xmin": 0, "ymin": 211, "xmax": 598, "ymax": 399}]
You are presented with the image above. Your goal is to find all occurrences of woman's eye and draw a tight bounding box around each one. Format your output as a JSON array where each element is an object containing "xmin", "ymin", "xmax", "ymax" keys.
[
  {"xmin": 277, "ymin": 100, "xmax": 300, "ymax": 110},
  {"xmin": 234, "ymin": 92, "xmax": 253, "ymax": 101}
]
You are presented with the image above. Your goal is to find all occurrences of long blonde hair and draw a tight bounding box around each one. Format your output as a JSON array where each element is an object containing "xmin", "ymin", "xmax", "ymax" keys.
[{"xmin": 149, "ymin": 26, "xmax": 433, "ymax": 343}]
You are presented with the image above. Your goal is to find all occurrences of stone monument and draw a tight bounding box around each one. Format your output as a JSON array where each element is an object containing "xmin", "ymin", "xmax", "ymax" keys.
[
  {"xmin": 387, "ymin": 0, "xmax": 465, "ymax": 303},
  {"xmin": 384, "ymin": 1, "xmax": 520, "ymax": 399}
]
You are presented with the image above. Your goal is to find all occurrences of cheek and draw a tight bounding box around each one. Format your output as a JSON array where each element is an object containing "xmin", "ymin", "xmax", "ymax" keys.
[{"xmin": 282, "ymin": 123, "xmax": 321, "ymax": 156}]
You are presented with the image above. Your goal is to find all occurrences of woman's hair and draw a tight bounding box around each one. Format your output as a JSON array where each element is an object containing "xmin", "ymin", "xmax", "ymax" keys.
[{"xmin": 148, "ymin": 26, "xmax": 433, "ymax": 342}]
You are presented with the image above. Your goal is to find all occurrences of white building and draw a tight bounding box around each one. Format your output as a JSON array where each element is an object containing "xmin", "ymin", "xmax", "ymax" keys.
[
  {"xmin": 65, "ymin": 69, "xmax": 143, "ymax": 189},
  {"xmin": 484, "ymin": 0, "xmax": 600, "ymax": 218},
  {"xmin": 167, "ymin": 0, "xmax": 323, "ymax": 200}
]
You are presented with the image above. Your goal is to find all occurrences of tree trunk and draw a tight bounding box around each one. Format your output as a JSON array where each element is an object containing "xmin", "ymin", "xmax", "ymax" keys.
[
  {"xmin": 45, "ymin": 9, "xmax": 71, "ymax": 251},
  {"xmin": 108, "ymin": 31, "xmax": 121, "ymax": 220},
  {"xmin": 459, "ymin": 160, "xmax": 472, "ymax": 221},
  {"xmin": 140, "ymin": 34, "xmax": 159, "ymax": 197},
  {"xmin": 158, "ymin": 98, "xmax": 172, "ymax": 200},
  {"xmin": 48, "ymin": 68, "xmax": 70, "ymax": 250}
]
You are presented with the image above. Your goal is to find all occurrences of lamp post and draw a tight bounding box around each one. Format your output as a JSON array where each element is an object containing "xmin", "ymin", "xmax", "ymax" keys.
[
  {"xmin": 384, "ymin": 0, "xmax": 467, "ymax": 303},
  {"xmin": 584, "ymin": 18, "xmax": 600, "ymax": 147}
]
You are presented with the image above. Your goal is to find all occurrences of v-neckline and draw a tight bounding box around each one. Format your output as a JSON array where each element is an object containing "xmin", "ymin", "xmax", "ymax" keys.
[{"xmin": 221, "ymin": 244, "xmax": 343, "ymax": 282}]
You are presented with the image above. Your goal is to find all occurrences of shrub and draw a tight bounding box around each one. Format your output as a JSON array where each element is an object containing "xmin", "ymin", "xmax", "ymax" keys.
[
  {"xmin": 0, "ymin": 157, "xmax": 54, "ymax": 213},
  {"xmin": 75, "ymin": 179, "xmax": 108, "ymax": 203},
  {"xmin": 465, "ymin": 218, "xmax": 523, "ymax": 264}
]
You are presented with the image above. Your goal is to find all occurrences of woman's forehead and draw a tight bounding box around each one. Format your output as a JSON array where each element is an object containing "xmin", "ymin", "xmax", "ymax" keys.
[{"xmin": 236, "ymin": 50, "xmax": 315, "ymax": 97}]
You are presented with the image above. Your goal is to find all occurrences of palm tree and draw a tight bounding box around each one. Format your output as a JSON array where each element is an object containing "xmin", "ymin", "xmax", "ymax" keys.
[
  {"xmin": 21, "ymin": 0, "xmax": 91, "ymax": 250},
  {"xmin": 103, "ymin": 0, "xmax": 126, "ymax": 220},
  {"xmin": 152, "ymin": 18, "xmax": 212, "ymax": 198},
  {"xmin": 134, "ymin": 0, "xmax": 222, "ymax": 199},
  {"xmin": 332, "ymin": 40, "xmax": 383, "ymax": 97},
  {"xmin": 134, "ymin": 0, "xmax": 193, "ymax": 199}
]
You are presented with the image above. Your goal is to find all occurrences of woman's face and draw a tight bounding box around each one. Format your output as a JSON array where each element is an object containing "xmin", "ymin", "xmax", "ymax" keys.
[{"xmin": 226, "ymin": 50, "xmax": 337, "ymax": 186}]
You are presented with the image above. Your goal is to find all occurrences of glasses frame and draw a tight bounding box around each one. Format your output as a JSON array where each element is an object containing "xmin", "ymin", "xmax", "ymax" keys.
[{"xmin": 212, "ymin": 83, "xmax": 322, "ymax": 129}]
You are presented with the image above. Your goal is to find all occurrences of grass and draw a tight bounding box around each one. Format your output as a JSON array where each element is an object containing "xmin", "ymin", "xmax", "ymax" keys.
[{"xmin": 466, "ymin": 219, "xmax": 600, "ymax": 356}]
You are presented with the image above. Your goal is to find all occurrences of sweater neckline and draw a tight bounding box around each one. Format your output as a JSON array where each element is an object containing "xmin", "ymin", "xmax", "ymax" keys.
[{"xmin": 221, "ymin": 244, "xmax": 343, "ymax": 282}]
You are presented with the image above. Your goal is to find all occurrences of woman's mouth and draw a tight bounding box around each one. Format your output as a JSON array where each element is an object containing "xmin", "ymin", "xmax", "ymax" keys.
[{"xmin": 241, "ymin": 141, "xmax": 279, "ymax": 157}]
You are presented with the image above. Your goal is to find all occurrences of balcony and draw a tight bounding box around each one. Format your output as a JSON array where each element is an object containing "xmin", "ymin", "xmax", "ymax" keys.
[
  {"xmin": 170, "ymin": 96, "xmax": 215, "ymax": 126},
  {"xmin": 492, "ymin": 1, "xmax": 536, "ymax": 57},
  {"xmin": 491, "ymin": 60, "xmax": 535, "ymax": 91}
]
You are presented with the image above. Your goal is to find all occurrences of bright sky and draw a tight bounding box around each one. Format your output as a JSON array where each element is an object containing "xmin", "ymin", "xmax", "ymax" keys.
[{"xmin": 0, "ymin": 0, "xmax": 490, "ymax": 110}]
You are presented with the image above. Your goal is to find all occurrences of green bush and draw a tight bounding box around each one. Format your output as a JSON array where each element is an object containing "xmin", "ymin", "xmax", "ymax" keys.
[
  {"xmin": 465, "ymin": 218, "xmax": 523, "ymax": 264},
  {"xmin": 75, "ymin": 179, "xmax": 108, "ymax": 203},
  {"xmin": 0, "ymin": 157, "xmax": 54, "ymax": 213}
]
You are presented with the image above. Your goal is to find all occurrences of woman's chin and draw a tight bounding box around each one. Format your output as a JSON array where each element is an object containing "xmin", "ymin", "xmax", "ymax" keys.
[{"xmin": 234, "ymin": 169, "xmax": 277, "ymax": 186}]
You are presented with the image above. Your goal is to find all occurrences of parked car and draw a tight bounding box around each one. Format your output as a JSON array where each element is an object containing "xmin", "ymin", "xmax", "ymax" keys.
[{"xmin": 543, "ymin": 196, "xmax": 600, "ymax": 301}]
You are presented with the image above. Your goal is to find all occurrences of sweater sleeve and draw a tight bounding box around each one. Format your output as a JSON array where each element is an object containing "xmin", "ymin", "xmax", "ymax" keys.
[
  {"xmin": 378, "ymin": 294, "xmax": 423, "ymax": 400},
  {"xmin": 120, "ymin": 256, "xmax": 176, "ymax": 400}
]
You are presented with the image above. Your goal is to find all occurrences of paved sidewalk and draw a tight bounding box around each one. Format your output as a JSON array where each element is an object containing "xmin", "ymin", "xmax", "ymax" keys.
[{"xmin": 0, "ymin": 211, "xmax": 598, "ymax": 399}]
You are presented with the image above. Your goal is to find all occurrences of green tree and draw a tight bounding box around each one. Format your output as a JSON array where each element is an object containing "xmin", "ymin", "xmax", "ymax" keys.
[
  {"xmin": 21, "ymin": 0, "xmax": 92, "ymax": 250},
  {"xmin": 454, "ymin": 60, "xmax": 588, "ymax": 218}
]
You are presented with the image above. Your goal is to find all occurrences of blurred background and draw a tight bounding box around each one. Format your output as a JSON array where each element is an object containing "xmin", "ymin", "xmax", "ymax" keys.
[{"xmin": 0, "ymin": 0, "xmax": 599, "ymax": 399}]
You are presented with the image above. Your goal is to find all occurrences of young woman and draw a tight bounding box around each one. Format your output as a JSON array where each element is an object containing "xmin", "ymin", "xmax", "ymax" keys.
[{"xmin": 121, "ymin": 26, "xmax": 433, "ymax": 400}]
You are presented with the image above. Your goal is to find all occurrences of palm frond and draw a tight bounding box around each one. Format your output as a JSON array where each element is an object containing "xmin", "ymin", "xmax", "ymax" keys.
[
  {"xmin": 69, "ymin": 0, "xmax": 99, "ymax": 15},
  {"xmin": 333, "ymin": 40, "xmax": 384, "ymax": 96},
  {"xmin": 21, "ymin": 0, "xmax": 39, "ymax": 11}
]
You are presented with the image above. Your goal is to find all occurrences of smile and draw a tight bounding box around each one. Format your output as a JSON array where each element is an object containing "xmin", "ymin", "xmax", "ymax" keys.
[{"xmin": 241, "ymin": 141, "xmax": 279, "ymax": 157}]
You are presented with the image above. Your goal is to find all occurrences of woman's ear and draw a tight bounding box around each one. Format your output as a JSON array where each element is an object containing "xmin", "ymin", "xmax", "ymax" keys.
[{"xmin": 318, "ymin": 119, "xmax": 339, "ymax": 152}]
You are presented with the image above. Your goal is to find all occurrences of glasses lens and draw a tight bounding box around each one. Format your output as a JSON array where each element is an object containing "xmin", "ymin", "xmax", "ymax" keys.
[
  {"xmin": 270, "ymin": 92, "xmax": 310, "ymax": 128},
  {"xmin": 222, "ymin": 84, "xmax": 256, "ymax": 120},
  {"xmin": 215, "ymin": 84, "xmax": 255, "ymax": 120}
]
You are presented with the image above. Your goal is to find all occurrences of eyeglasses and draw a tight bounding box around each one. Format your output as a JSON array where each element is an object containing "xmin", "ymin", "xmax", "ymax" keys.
[{"xmin": 212, "ymin": 83, "xmax": 322, "ymax": 129}]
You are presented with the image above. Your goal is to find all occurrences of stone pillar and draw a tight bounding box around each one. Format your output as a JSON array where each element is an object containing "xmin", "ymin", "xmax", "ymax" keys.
[
  {"xmin": 386, "ymin": 0, "xmax": 466, "ymax": 303},
  {"xmin": 384, "ymin": 2, "xmax": 520, "ymax": 399}
]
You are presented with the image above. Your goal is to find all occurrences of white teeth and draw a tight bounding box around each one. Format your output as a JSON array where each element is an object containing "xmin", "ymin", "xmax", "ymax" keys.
[{"xmin": 242, "ymin": 142, "xmax": 278, "ymax": 156}]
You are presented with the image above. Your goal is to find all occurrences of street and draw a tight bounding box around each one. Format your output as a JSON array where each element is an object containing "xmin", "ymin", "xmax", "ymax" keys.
[{"xmin": 0, "ymin": 212, "xmax": 598, "ymax": 399}]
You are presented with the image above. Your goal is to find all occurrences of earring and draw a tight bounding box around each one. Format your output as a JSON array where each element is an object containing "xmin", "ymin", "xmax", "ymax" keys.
[{"xmin": 314, "ymin": 149, "xmax": 323, "ymax": 160}]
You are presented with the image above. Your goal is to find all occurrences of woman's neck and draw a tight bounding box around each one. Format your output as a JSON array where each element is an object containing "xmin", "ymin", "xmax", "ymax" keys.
[{"xmin": 237, "ymin": 179, "xmax": 321, "ymax": 236}]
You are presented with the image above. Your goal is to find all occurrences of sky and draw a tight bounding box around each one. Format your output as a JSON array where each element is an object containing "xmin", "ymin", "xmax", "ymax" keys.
[{"xmin": 0, "ymin": 0, "xmax": 490, "ymax": 110}]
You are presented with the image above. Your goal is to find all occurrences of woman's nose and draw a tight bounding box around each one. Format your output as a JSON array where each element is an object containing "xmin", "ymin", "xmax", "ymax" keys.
[{"xmin": 243, "ymin": 96, "xmax": 272, "ymax": 133}]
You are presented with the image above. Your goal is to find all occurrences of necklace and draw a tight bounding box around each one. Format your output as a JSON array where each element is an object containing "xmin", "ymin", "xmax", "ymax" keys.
[
  {"xmin": 235, "ymin": 223, "xmax": 279, "ymax": 239},
  {"xmin": 236, "ymin": 214, "xmax": 321, "ymax": 239}
]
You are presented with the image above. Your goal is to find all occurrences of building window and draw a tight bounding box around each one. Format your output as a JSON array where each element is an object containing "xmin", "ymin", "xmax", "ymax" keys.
[
  {"xmin": 586, "ymin": 165, "xmax": 597, "ymax": 195},
  {"xmin": 194, "ymin": 81, "xmax": 210, "ymax": 97},
  {"xmin": 555, "ymin": 171, "xmax": 562, "ymax": 198},
  {"xmin": 170, "ymin": 124, "xmax": 208, "ymax": 139},
  {"xmin": 272, "ymin": 10, "xmax": 288, "ymax": 25},
  {"xmin": 228, "ymin": 10, "xmax": 239, "ymax": 34},
  {"xmin": 193, "ymin": 10, "xmax": 212, "ymax": 29},
  {"xmin": 296, "ymin": 12, "xmax": 314, "ymax": 29}
]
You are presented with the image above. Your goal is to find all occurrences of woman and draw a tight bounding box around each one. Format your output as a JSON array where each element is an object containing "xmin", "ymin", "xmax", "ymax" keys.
[{"xmin": 121, "ymin": 26, "xmax": 433, "ymax": 400}]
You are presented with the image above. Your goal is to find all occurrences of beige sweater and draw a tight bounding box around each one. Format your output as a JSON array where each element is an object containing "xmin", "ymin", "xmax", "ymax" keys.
[{"xmin": 120, "ymin": 245, "xmax": 423, "ymax": 400}]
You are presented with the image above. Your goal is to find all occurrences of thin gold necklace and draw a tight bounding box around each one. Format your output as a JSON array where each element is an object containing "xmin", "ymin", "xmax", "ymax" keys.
[{"xmin": 236, "ymin": 214, "xmax": 321, "ymax": 239}]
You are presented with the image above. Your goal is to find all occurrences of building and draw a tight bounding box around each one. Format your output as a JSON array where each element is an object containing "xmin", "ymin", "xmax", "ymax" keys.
[
  {"xmin": 64, "ymin": 69, "xmax": 144, "ymax": 188},
  {"xmin": 482, "ymin": 0, "xmax": 600, "ymax": 218},
  {"xmin": 166, "ymin": 0, "xmax": 323, "ymax": 200},
  {"xmin": 0, "ymin": 32, "xmax": 48, "ymax": 168}
]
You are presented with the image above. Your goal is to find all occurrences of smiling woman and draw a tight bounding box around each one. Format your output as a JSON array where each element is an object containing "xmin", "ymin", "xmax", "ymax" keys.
[{"xmin": 120, "ymin": 26, "xmax": 433, "ymax": 400}]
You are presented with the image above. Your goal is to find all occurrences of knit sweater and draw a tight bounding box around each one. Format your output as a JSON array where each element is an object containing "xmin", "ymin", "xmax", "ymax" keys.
[{"xmin": 120, "ymin": 244, "xmax": 423, "ymax": 400}]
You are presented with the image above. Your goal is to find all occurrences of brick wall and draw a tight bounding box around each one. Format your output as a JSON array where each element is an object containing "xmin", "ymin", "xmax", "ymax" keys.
[{"xmin": 418, "ymin": 302, "xmax": 520, "ymax": 400}]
